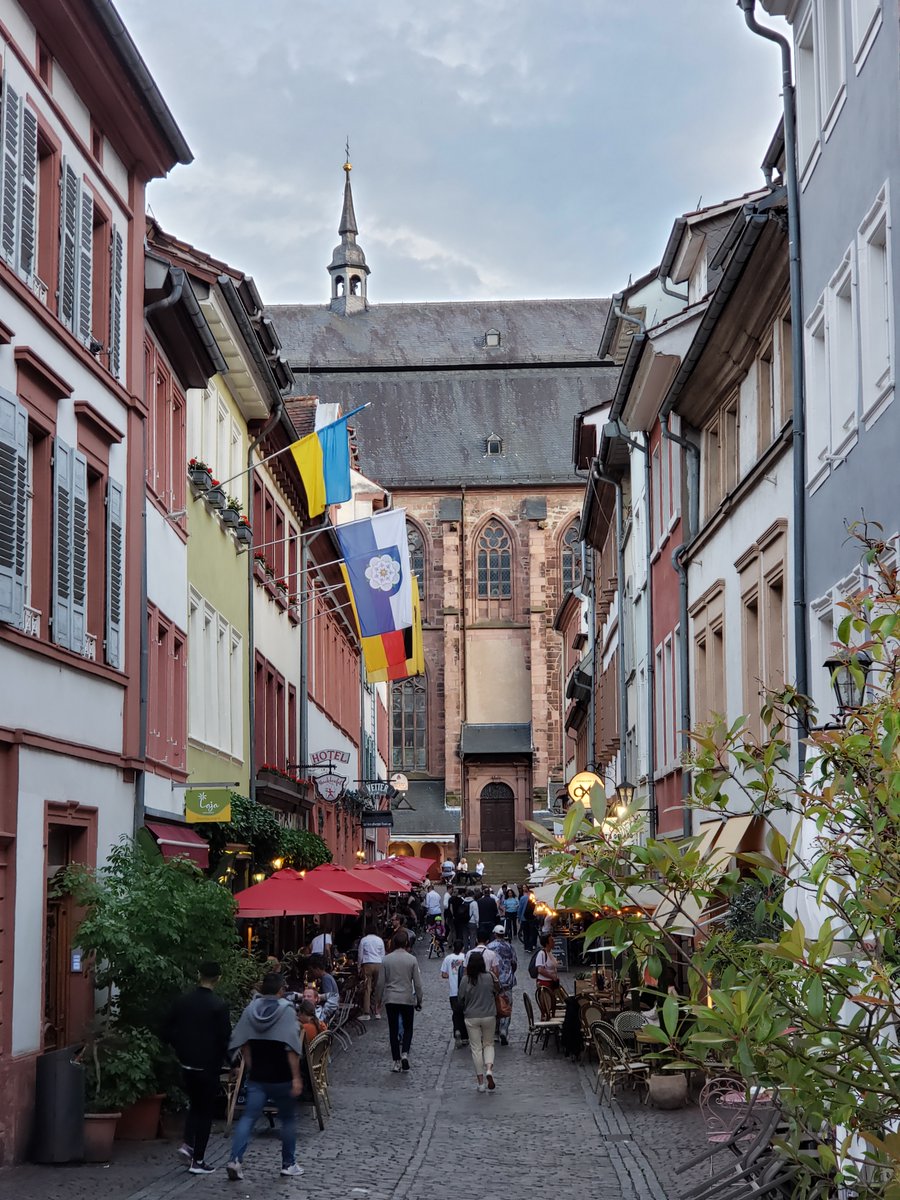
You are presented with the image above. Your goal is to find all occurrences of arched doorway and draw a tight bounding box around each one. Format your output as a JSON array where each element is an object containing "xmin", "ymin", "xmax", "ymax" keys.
[
  {"xmin": 389, "ymin": 841, "xmax": 414, "ymax": 858},
  {"xmin": 420, "ymin": 843, "xmax": 442, "ymax": 880},
  {"xmin": 480, "ymin": 782, "xmax": 515, "ymax": 852}
]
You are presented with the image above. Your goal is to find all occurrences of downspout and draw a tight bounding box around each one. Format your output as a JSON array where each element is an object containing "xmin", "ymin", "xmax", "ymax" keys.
[
  {"xmin": 246, "ymin": 401, "xmax": 284, "ymax": 804},
  {"xmin": 137, "ymin": 273, "xmax": 186, "ymax": 836},
  {"xmin": 659, "ymin": 278, "xmax": 689, "ymax": 303},
  {"xmin": 583, "ymin": 540, "xmax": 597, "ymax": 771},
  {"xmin": 459, "ymin": 484, "xmax": 468, "ymax": 851},
  {"xmin": 661, "ymin": 412, "xmax": 700, "ymax": 839},
  {"xmin": 740, "ymin": 0, "xmax": 808, "ymax": 766},
  {"xmin": 643, "ymin": 443, "xmax": 657, "ymax": 838},
  {"xmin": 594, "ymin": 468, "xmax": 627, "ymax": 791}
]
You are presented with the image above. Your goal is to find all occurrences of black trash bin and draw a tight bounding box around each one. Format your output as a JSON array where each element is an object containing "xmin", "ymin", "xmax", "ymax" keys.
[{"xmin": 32, "ymin": 1046, "xmax": 85, "ymax": 1163}]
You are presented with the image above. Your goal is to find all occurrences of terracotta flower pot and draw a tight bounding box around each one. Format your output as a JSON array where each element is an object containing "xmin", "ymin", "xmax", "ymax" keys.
[
  {"xmin": 115, "ymin": 1093, "xmax": 165, "ymax": 1140},
  {"xmin": 648, "ymin": 1072, "xmax": 688, "ymax": 1110},
  {"xmin": 83, "ymin": 1112, "xmax": 120, "ymax": 1161}
]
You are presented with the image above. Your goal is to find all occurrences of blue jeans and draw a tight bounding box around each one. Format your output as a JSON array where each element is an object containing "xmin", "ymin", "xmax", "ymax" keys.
[{"xmin": 230, "ymin": 1080, "xmax": 296, "ymax": 1167}]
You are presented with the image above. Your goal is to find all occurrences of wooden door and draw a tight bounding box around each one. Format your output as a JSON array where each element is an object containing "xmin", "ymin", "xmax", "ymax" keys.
[{"xmin": 480, "ymin": 783, "xmax": 515, "ymax": 852}]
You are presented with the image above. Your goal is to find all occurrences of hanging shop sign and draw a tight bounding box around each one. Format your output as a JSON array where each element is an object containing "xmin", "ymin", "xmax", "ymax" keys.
[
  {"xmin": 185, "ymin": 788, "xmax": 232, "ymax": 824},
  {"xmin": 360, "ymin": 811, "xmax": 394, "ymax": 828},
  {"xmin": 315, "ymin": 772, "xmax": 346, "ymax": 802},
  {"xmin": 364, "ymin": 780, "xmax": 396, "ymax": 799},
  {"xmin": 566, "ymin": 771, "xmax": 603, "ymax": 807}
]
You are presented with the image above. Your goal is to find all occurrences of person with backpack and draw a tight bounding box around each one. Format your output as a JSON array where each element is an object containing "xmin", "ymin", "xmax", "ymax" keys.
[
  {"xmin": 440, "ymin": 939, "xmax": 468, "ymax": 1046},
  {"xmin": 465, "ymin": 890, "xmax": 479, "ymax": 951},
  {"xmin": 532, "ymin": 933, "xmax": 559, "ymax": 990},
  {"xmin": 448, "ymin": 888, "xmax": 469, "ymax": 946}
]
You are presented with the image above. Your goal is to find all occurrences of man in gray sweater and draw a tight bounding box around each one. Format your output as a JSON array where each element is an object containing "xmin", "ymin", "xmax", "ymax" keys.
[{"xmin": 375, "ymin": 930, "xmax": 423, "ymax": 1072}]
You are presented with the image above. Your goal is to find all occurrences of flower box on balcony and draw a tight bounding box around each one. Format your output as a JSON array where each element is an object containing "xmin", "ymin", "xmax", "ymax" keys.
[
  {"xmin": 235, "ymin": 523, "xmax": 253, "ymax": 547},
  {"xmin": 188, "ymin": 459, "xmax": 213, "ymax": 493},
  {"xmin": 205, "ymin": 485, "xmax": 226, "ymax": 511},
  {"xmin": 288, "ymin": 602, "xmax": 301, "ymax": 626},
  {"xmin": 221, "ymin": 507, "xmax": 240, "ymax": 528},
  {"xmin": 253, "ymin": 557, "xmax": 268, "ymax": 584}
]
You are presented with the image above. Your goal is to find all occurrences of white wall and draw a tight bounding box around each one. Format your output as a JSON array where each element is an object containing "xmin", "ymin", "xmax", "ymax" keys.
[
  {"xmin": 146, "ymin": 505, "xmax": 188, "ymax": 627},
  {"xmin": 12, "ymin": 748, "xmax": 133, "ymax": 1054}
]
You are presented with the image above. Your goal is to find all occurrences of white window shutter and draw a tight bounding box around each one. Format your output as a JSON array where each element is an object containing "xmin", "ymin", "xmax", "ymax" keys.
[
  {"xmin": 52, "ymin": 437, "xmax": 73, "ymax": 649},
  {"xmin": 0, "ymin": 388, "xmax": 28, "ymax": 628},
  {"xmin": 105, "ymin": 478, "xmax": 124, "ymax": 669},
  {"xmin": 71, "ymin": 449, "xmax": 88, "ymax": 655},
  {"xmin": 1, "ymin": 78, "xmax": 21, "ymax": 265},
  {"xmin": 109, "ymin": 226, "xmax": 124, "ymax": 380},
  {"xmin": 18, "ymin": 104, "xmax": 37, "ymax": 281},
  {"xmin": 59, "ymin": 160, "xmax": 78, "ymax": 332},
  {"xmin": 76, "ymin": 185, "xmax": 93, "ymax": 346}
]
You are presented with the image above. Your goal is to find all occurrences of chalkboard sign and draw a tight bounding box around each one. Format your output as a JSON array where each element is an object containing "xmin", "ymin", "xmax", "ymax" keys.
[{"xmin": 554, "ymin": 936, "xmax": 569, "ymax": 972}]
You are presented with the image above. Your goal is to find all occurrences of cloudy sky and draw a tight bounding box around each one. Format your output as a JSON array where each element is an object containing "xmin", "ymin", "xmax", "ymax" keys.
[{"xmin": 120, "ymin": 0, "xmax": 784, "ymax": 305}]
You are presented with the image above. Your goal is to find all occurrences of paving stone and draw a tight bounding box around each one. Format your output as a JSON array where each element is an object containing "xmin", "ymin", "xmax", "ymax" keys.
[{"xmin": 0, "ymin": 947, "xmax": 710, "ymax": 1199}]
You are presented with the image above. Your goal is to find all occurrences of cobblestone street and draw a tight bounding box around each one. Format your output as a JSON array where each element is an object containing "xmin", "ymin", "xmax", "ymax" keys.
[{"xmin": 1, "ymin": 949, "xmax": 708, "ymax": 1200}]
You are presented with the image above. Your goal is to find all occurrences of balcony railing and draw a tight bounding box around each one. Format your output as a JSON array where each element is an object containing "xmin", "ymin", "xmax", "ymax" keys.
[
  {"xmin": 23, "ymin": 606, "xmax": 41, "ymax": 638},
  {"xmin": 82, "ymin": 633, "xmax": 97, "ymax": 662}
]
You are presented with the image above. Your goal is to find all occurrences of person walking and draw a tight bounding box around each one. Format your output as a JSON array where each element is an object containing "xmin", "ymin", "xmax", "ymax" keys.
[
  {"xmin": 375, "ymin": 929, "xmax": 424, "ymax": 1072},
  {"xmin": 458, "ymin": 951, "xmax": 500, "ymax": 1092},
  {"xmin": 440, "ymin": 939, "xmax": 468, "ymax": 1046},
  {"xmin": 226, "ymin": 973, "xmax": 305, "ymax": 1181},
  {"xmin": 357, "ymin": 925, "xmax": 386, "ymax": 1021},
  {"xmin": 486, "ymin": 924, "xmax": 518, "ymax": 1045},
  {"xmin": 423, "ymin": 884, "xmax": 443, "ymax": 930},
  {"xmin": 465, "ymin": 890, "xmax": 479, "ymax": 951},
  {"xmin": 517, "ymin": 887, "xmax": 529, "ymax": 943},
  {"xmin": 476, "ymin": 887, "xmax": 499, "ymax": 942},
  {"xmin": 447, "ymin": 887, "xmax": 469, "ymax": 947},
  {"xmin": 503, "ymin": 888, "xmax": 519, "ymax": 939},
  {"xmin": 521, "ymin": 888, "xmax": 538, "ymax": 952},
  {"xmin": 163, "ymin": 960, "xmax": 231, "ymax": 1175}
]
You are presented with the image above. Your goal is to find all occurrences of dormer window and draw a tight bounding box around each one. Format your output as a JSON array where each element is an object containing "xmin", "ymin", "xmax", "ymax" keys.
[
  {"xmin": 484, "ymin": 329, "xmax": 501, "ymax": 348},
  {"xmin": 485, "ymin": 434, "xmax": 503, "ymax": 457}
]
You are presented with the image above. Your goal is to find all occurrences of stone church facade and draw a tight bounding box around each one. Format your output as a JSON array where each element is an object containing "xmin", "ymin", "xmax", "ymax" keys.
[{"xmin": 270, "ymin": 165, "xmax": 618, "ymax": 859}]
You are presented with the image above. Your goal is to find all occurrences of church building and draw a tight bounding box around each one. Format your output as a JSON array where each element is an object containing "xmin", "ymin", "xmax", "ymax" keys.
[{"xmin": 270, "ymin": 163, "xmax": 619, "ymax": 873}]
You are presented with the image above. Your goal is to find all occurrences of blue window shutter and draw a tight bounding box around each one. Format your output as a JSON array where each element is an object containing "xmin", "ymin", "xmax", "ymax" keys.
[
  {"xmin": 0, "ymin": 388, "xmax": 27, "ymax": 628},
  {"xmin": 109, "ymin": 227, "xmax": 124, "ymax": 380},
  {"xmin": 59, "ymin": 161, "xmax": 78, "ymax": 332},
  {"xmin": 71, "ymin": 449, "xmax": 88, "ymax": 655},
  {"xmin": 76, "ymin": 185, "xmax": 93, "ymax": 346},
  {"xmin": 0, "ymin": 78, "xmax": 21, "ymax": 265},
  {"xmin": 18, "ymin": 104, "xmax": 37, "ymax": 281},
  {"xmin": 52, "ymin": 437, "xmax": 73, "ymax": 649},
  {"xmin": 105, "ymin": 478, "xmax": 124, "ymax": 669}
]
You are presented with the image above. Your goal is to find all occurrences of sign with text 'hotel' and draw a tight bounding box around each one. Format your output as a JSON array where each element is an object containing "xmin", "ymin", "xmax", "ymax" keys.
[{"xmin": 185, "ymin": 788, "xmax": 232, "ymax": 824}]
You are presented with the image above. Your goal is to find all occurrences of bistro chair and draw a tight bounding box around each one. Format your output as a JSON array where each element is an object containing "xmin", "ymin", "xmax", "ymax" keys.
[
  {"xmin": 535, "ymin": 986, "xmax": 565, "ymax": 1024},
  {"xmin": 676, "ymin": 1102, "xmax": 789, "ymax": 1200},
  {"xmin": 589, "ymin": 1022, "xmax": 650, "ymax": 1104},
  {"xmin": 326, "ymin": 996, "xmax": 355, "ymax": 1051},
  {"xmin": 305, "ymin": 1032, "xmax": 333, "ymax": 1131},
  {"xmin": 613, "ymin": 1009, "xmax": 647, "ymax": 1050},
  {"xmin": 523, "ymin": 992, "xmax": 561, "ymax": 1055}
]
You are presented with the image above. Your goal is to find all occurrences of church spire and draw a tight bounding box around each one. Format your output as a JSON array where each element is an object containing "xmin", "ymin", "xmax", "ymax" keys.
[{"xmin": 328, "ymin": 147, "xmax": 370, "ymax": 314}]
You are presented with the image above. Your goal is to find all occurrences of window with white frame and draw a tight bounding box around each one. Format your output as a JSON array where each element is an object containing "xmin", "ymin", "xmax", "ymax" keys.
[
  {"xmin": 858, "ymin": 186, "xmax": 893, "ymax": 421},
  {"xmin": 805, "ymin": 303, "xmax": 829, "ymax": 480},
  {"xmin": 828, "ymin": 252, "xmax": 857, "ymax": 445},
  {"xmin": 819, "ymin": 0, "xmax": 846, "ymax": 122},
  {"xmin": 654, "ymin": 628, "xmax": 680, "ymax": 775},
  {"xmin": 188, "ymin": 588, "xmax": 243, "ymax": 759},
  {"xmin": 796, "ymin": 7, "xmax": 819, "ymax": 169},
  {"xmin": 651, "ymin": 425, "xmax": 680, "ymax": 547}
]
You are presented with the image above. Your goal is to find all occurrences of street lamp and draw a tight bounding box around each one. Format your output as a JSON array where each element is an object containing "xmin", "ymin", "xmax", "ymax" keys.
[
  {"xmin": 823, "ymin": 651, "xmax": 872, "ymax": 716},
  {"xmin": 355, "ymin": 848, "xmax": 366, "ymax": 861},
  {"xmin": 614, "ymin": 779, "xmax": 635, "ymax": 818}
]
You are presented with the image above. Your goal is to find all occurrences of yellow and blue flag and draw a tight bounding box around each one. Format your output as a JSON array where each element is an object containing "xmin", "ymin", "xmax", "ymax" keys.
[{"xmin": 290, "ymin": 407, "xmax": 363, "ymax": 517}]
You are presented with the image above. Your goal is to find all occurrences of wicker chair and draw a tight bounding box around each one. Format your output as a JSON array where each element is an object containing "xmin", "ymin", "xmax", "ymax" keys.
[
  {"xmin": 535, "ymin": 986, "xmax": 565, "ymax": 1024},
  {"xmin": 523, "ymin": 992, "xmax": 561, "ymax": 1054},
  {"xmin": 589, "ymin": 1022, "xmax": 650, "ymax": 1103},
  {"xmin": 305, "ymin": 1031, "xmax": 333, "ymax": 1129},
  {"xmin": 613, "ymin": 1009, "xmax": 647, "ymax": 1050}
]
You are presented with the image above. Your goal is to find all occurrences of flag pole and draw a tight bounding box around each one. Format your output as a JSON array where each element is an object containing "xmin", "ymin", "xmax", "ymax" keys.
[
  {"xmin": 204, "ymin": 402, "xmax": 372, "ymax": 495},
  {"xmin": 247, "ymin": 505, "xmax": 408, "ymax": 558}
]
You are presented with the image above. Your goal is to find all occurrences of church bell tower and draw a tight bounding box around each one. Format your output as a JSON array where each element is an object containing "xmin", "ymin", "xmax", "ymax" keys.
[{"xmin": 328, "ymin": 153, "xmax": 370, "ymax": 315}]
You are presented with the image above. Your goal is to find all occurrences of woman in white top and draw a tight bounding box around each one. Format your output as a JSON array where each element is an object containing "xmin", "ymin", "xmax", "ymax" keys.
[
  {"xmin": 310, "ymin": 930, "xmax": 333, "ymax": 966},
  {"xmin": 535, "ymin": 933, "xmax": 559, "ymax": 989},
  {"xmin": 357, "ymin": 926, "xmax": 386, "ymax": 1020}
]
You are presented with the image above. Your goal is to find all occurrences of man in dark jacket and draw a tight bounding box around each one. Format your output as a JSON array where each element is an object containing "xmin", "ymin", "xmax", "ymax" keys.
[
  {"xmin": 163, "ymin": 961, "xmax": 231, "ymax": 1175},
  {"xmin": 476, "ymin": 888, "xmax": 500, "ymax": 942}
]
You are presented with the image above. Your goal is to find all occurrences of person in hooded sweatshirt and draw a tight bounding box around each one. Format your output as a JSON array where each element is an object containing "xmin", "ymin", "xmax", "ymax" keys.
[{"xmin": 226, "ymin": 973, "xmax": 305, "ymax": 1181}]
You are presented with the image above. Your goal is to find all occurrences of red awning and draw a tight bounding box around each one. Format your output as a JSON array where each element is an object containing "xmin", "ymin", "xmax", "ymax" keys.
[{"xmin": 145, "ymin": 822, "xmax": 209, "ymax": 868}]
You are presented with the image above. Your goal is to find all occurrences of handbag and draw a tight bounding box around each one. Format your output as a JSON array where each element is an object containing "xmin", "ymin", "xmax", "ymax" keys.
[{"xmin": 495, "ymin": 990, "xmax": 512, "ymax": 1019}]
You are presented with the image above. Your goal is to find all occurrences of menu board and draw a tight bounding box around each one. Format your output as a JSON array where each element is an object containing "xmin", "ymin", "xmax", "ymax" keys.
[{"xmin": 554, "ymin": 936, "xmax": 569, "ymax": 972}]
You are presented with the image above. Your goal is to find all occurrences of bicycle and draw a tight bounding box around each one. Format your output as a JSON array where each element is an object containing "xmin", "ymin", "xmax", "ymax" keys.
[{"xmin": 427, "ymin": 921, "xmax": 447, "ymax": 959}]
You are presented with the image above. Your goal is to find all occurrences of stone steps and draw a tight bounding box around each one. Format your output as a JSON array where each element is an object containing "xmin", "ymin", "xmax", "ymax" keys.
[{"xmin": 475, "ymin": 850, "xmax": 531, "ymax": 887}]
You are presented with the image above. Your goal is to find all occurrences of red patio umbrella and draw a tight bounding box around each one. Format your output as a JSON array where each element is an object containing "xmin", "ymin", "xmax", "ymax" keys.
[
  {"xmin": 308, "ymin": 863, "xmax": 395, "ymax": 898},
  {"xmin": 359, "ymin": 859, "xmax": 421, "ymax": 887},
  {"xmin": 351, "ymin": 865, "xmax": 406, "ymax": 891},
  {"xmin": 234, "ymin": 868, "xmax": 362, "ymax": 918},
  {"xmin": 383, "ymin": 856, "xmax": 433, "ymax": 881}
]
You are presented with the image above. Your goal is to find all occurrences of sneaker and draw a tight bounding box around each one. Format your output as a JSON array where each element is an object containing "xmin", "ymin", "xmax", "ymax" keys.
[
  {"xmin": 226, "ymin": 1161, "xmax": 243, "ymax": 1181},
  {"xmin": 401, "ymin": 1055, "xmax": 411, "ymax": 1071},
  {"xmin": 281, "ymin": 1164, "xmax": 305, "ymax": 1177},
  {"xmin": 453, "ymin": 1030, "xmax": 462, "ymax": 1042},
  {"xmin": 177, "ymin": 1144, "xmax": 193, "ymax": 1161},
  {"xmin": 374, "ymin": 1012, "xmax": 382, "ymax": 1020},
  {"xmin": 486, "ymin": 1072, "xmax": 496, "ymax": 1091},
  {"xmin": 358, "ymin": 1013, "xmax": 371, "ymax": 1021},
  {"xmin": 391, "ymin": 1060, "xmax": 403, "ymax": 1072},
  {"xmin": 477, "ymin": 1082, "xmax": 487, "ymax": 1093},
  {"xmin": 500, "ymin": 1034, "xmax": 508, "ymax": 1046},
  {"xmin": 189, "ymin": 1161, "xmax": 216, "ymax": 1175}
]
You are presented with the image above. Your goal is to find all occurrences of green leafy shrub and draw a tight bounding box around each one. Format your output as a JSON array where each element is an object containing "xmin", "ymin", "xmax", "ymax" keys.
[
  {"xmin": 82, "ymin": 1026, "xmax": 163, "ymax": 1113},
  {"xmin": 280, "ymin": 828, "xmax": 331, "ymax": 871}
]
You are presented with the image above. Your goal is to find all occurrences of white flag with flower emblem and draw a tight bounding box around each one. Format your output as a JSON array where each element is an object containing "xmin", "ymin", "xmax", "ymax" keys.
[{"xmin": 335, "ymin": 509, "xmax": 413, "ymax": 637}]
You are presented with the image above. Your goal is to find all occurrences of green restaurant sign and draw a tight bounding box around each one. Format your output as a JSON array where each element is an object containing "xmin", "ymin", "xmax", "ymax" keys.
[{"xmin": 185, "ymin": 788, "xmax": 232, "ymax": 824}]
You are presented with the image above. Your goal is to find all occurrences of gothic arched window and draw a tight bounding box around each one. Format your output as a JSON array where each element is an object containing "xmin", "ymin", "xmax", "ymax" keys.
[
  {"xmin": 477, "ymin": 521, "xmax": 512, "ymax": 599},
  {"xmin": 392, "ymin": 677, "xmax": 426, "ymax": 772},
  {"xmin": 407, "ymin": 523, "xmax": 426, "ymax": 603},
  {"xmin": 561, "ymin": 521, "xmax": 581, "ymax": 595}
]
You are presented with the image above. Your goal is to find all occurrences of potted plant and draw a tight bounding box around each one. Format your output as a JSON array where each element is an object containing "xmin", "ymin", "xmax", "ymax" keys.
[
  {"xmin": 235, "ymin": 515, "xmax": 253, "ymax": 547},
  {"xmin": 275, "ymin": 578, "xmax": 289, "ymax": 608},
  {"xmin": 636, "ymin": 995, "xmax": 691, "ymax": 1109},
  {"xmin": 188, "ymin": 457, "xmax": 213, "ymax": 492},
  {"xmin": 288, "ymin": 593, "xmax": 301, "ymax": 624},
  {"xmin": 205, "ymin": 479, "xmax": 226, "ymax": 510},
  {"xmin": 79, "ymin": 1026, "xmax": 164, "ymax": 1155},
  {"xmin": 253, "ymin": 552, "xmax": 268, "ymax": 582},
  {"xmin": 222, "ymin": 496, "xmax": 241, "ymax": 527}
]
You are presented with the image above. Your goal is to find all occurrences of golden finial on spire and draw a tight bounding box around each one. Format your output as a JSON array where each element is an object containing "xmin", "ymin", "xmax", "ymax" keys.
[{"xmin": 343, "ymin": 136, "xmax": 351, "ymax": 174}]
